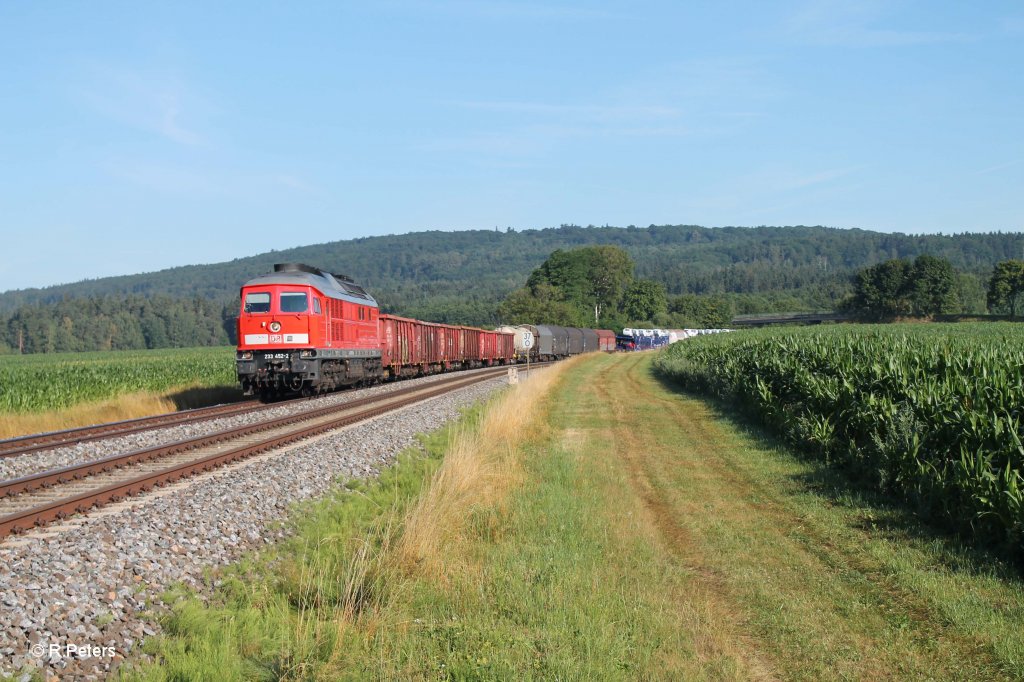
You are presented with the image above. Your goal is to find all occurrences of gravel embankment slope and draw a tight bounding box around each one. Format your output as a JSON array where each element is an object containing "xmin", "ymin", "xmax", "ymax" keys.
[{"xmin": 0, "ymin": 377, "xmax": 506, "ymax": 681}]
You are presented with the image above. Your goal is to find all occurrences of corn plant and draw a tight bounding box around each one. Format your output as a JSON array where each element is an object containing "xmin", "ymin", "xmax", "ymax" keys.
[
  {"xmin": 654, "ymin": 323, "xmax": 1024, "ymax": 552},
  {"xmin": 0, "ymin": 346, "xmax": 236, "ymax": 413}
]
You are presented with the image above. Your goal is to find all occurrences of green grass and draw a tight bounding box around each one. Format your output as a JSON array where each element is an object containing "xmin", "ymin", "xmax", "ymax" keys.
[
  {"xmin": 122, "ymin": 407, "xmax": 465, "ymax": 681},
  {"xmin": 655, "ymin": 322, "xmax": 1024, "ymax": 552},
  {"xmin": 123, "ymin": 364, "xmax": 703, "ymax": 680},
  {"xmin": 0, "ymin": 346, "xmax": 236, "ymax": 413},
  {"xmin": 121, "ymin": 353, "xmax": 1024, "ymax": 680},
  {"xmin": 348, "ymin": 375, "xmax": 699, "ymax": 679}
]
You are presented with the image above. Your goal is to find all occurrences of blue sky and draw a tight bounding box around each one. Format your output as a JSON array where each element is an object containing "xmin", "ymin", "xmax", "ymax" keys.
[{"xmin": 1, "ymin": 1, "xmax": 1021, "ymax": 291}]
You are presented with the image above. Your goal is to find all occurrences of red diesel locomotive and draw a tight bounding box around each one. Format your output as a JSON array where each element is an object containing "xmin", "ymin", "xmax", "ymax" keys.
[{"xmin": 236, "ymin": 263, "xmax": 515, "ymax": 397}]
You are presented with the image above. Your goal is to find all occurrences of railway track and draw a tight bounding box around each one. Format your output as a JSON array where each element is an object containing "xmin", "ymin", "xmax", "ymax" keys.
[
  {"xmin": 0, "ymin": 399, "xmax": 270, "ymax": 459},
  {"xmin": 0, "ymin": 366, "xmax": 517, "ymax": 539}
]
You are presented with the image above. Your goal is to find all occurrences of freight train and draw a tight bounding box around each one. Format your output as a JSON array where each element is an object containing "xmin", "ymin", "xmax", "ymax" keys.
[{"xmin": 235, "ymin": 263, "xmax": 615, "ymax": 398}]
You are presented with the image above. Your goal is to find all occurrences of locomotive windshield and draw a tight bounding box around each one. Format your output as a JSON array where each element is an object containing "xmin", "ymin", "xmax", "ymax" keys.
[
  {"xmin": 244, "ymin": 292, "xmax": 271, "ymax": 313},
  {"xmin": 280, "ymin": 292, "xmax": 308, "ymax": 313}
]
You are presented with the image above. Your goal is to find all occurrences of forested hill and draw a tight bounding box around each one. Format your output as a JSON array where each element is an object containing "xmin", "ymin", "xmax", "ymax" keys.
[
  {"xmin": 1, "ymin": 224, "xmax": 1023, "ymax": 351},
  {"xmin": 5, "ymin": 224, "xmax": 1023, "ymax": 310}
]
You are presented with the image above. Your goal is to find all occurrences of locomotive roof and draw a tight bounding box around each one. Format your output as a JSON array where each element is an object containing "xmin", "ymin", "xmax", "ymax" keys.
[{"xmin": 242, "ymin": 263, "xmax": 378, "ymax": 306}]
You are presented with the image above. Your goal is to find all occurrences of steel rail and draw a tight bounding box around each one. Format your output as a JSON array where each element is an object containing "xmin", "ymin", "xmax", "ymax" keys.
[
  {"xmin": 0, "ymin": 368, "xmax": 515, "ymax": 498},
  {"xmin": 0, "ymin": 365, "xmax": 521, "ymax": 538}
]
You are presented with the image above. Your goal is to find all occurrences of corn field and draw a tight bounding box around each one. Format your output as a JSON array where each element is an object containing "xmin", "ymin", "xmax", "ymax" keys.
[
  {"xmin": 655, "ymin": 323, "xmax": 1024, "ymax": 551},
  {"xmin": 0, "ymin": 347, "xmax": 236, "ymax": 413}
]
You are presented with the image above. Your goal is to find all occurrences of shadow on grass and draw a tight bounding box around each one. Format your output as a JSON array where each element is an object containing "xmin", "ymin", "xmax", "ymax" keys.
[
  {"xmin": 167, "ymin": 385, "xmax": 247, "ymax": 410},
  {"xmin": 648, "ymin": 364, "xmax": 1024, "ymax": 582}
]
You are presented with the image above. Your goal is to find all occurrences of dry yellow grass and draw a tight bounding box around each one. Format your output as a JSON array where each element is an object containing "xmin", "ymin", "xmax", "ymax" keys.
[
  {"xmin": 0, "ymin": 384, "xmax": 243, "ymax": 440},
  {"xmin": 0, "ymin": 391, "xmax": 181, "ymax": 440},
  {"xmin": 395, "ymin": 360, "xmax": 574, "ymax": 580},
  {"xmin": 237, "ymin": 365, "xmax": 576, "ymax": 677}
]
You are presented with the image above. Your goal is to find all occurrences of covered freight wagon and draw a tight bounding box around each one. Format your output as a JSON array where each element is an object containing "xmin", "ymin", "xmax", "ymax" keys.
[
  {"xmin": 526, "ymin": 325, "xmax": 551, "ymax": 359},
  {"xmin": 580, "ymin": 328, "xmax": 599, "ymax": 352},
  {"xmin": 566, "ymin": 328, "xmax": 584, "ymax": 355},
  {"xmin": 539, "ymin": 325, "xmax": 570, "ymax": 358}
]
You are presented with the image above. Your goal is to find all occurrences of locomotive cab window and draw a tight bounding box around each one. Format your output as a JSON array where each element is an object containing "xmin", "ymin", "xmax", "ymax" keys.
[
  {"xmin": 313, "ymin": 298, "xmax": 321, "ymax": 314},
  {"xmin": 244, "ymin": 292, "xmax": 271, "ymax": 313},
  {"xmin": 280, "ymin": 292, "xmax": 308, "ymax": 313}
]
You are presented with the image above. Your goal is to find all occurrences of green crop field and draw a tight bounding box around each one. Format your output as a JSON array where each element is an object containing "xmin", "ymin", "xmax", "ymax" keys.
[
  {"xmin": 0, "ymin": 347, "xmax": 236, "ymax": 413},
  {"xmin": 655, "ymin": 322, "xmax": 1024, "ymax": 552}
]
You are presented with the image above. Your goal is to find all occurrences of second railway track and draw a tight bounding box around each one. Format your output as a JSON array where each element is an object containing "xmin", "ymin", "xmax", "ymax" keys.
[
  {"xmin": 0, "ymin": 399, "xmax": 269, "ymax": 459},
  {"xmin": 0, "ymin": 366, "xmax": 518, "ymax": 539}
]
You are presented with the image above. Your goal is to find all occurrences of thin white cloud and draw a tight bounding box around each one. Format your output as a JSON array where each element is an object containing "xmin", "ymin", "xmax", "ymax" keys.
[
  {"xmin": 678, "ymin": 165, "xmax": 864, "ymax": 218},
  {"xmin": 102, "ymin": 159, "xmax": 223, "ymax": 195},
  {"xmin": 155, "ymin": 92, "xmax": 200, "ymax": 145},
  {"xmin": 1001, "ymin": 15, "xmax": 1024, "ymax": 35},
  {"xmin": 101, "ymin": 158, "xmax": 317, "ymax": 197},
  {"xmin": 526, "ymin": 121, "xmax": 696, "ymax": 139},
  {"xmin": 774, "ymin": 166, "xmax": 863, "ymax": 191},
  {"xmin": 786, "ymin": 0, "xmax": 972, "ymax": 47},
  {"xmin": 971, "ymin": 160, "xmax": 1021, "ymax": 177},
  {"xmin": 615, "ymin": 58, "xmax": 784, "ymax": 114},
  {"xmin": 379, "ymin": 0, "xmax": 614, "ymax": 21},
  {"xmin": 418, "ymin": 131, "xmax": 546, "ymax": 157},
  {"xmin": 431, "ymin": 59, "xmax": 774, "ymax": 159},
  {"xmin": 456, "ymin": 101, "xmax": 681, "ymax": 121},
  {"xmin": 275, "ymin": 174, "xmax": 318, "ymax": 192},
  {"xmin": 417, "ymin": 117, "xmax": 699, "ymax": 161},
  {"xmin": 76, "ymin": 63, "xmax": 207, "ymax": 145}
]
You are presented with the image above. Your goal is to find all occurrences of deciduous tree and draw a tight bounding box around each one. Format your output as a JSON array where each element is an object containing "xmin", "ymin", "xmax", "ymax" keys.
[
  {"xmin": 622, "ymin": 279, "xmax": 668, "ymax": 322},
  {"xmin": 987, "ymin": 260, "xmax": 1024, "ymax": 317}
]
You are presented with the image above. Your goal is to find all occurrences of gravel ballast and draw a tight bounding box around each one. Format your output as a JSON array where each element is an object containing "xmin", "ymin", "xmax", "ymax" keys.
[
  {"xmin": 0, "ymin": 367, "xmax": 506, "ymax": 483},
  {"xmin": 0, "ymin": 376, "xmax": 509, "ymax": 680}
]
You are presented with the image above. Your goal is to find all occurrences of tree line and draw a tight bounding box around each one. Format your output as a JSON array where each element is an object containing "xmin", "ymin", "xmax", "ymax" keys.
[
  {"xmin": 496, "ymin": 246, "xmax": 734, "ymax": 330},
  {"xmin": 844, "ymin": 255, "xmax": 1024, "ymax": 320},
  {"xmin": 4, "ymin": 250, "xmax": 1024, "ymax": 355},
  {"xmin": 6, "ymin": 224, "xmax": 1024, "ymax": 317},
  {"xmin": 5, "ymin": 224, "xmax": 1024, "ymax": 353},
  {"xmin": 499, "ymin": 247, "xmax": 1024, "ymax": 328},
  {"xmin": 0, "ymin": 295, "xmax": 236, "ymax": 354}
]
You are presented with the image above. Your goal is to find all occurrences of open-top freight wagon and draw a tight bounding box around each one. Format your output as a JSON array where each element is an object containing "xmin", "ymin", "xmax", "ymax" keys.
[{"xmin": 236, "ymin": 263, "xmax": 515, "ymax": 397}]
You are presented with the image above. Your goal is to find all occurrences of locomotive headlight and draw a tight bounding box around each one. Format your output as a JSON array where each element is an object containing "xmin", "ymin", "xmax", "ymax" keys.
[
  {"xmin": 269, "ymin": 321, "xmax": 282, "ymax": 333},
  {"xmin": 237, "ymin": 351, "xmax": 253, "ymax": 360},
  {"xmin": 299, "ymin": 350, "xmax": 314, "ymax": 358}
]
